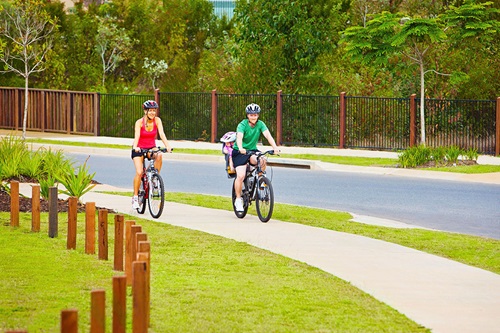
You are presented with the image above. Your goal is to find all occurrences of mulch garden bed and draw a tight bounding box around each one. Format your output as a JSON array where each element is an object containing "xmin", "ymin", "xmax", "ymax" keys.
[{"xmin": 0, "ymin": 176, "xmax": 115, "ymax": 213}]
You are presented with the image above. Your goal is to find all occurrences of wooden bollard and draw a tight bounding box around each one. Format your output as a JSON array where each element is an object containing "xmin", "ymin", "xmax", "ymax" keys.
[
  {"xmin": 91, "ymin": 289, "xmax": 105, "ymax": 333},
  {"xmin": 137, "ymin": 252, "xmax": 150, "ymax": 328},
  {"xmin": 136, "ymin": 232, "xmax": 147, "ymax": 252},
  {"xmin": 114, "ymin": 215, "xmax": 125, "ymax": 271},
  {"xmin": 31, "ymin": 184, "xmax": 40, "ymax": 232},
  {"xmin": 85, "ymin": 202, "xmax": 96, "ymax": 254},
  {"xmin": 10, "ymin": 180, "xmax": 19, "ymax": 227},
  {"xmin": 113, "ymin": 276, "xmax": 127, "ymax": 333},
  {"xmin": 129, "ymin": 225, "xmax": 142, "ymax": 284},
  {"xmin": 98, "ymin": 209, "xmax": 108, "ymax": 260},
  {"xmin": 48, "ymin": 187, "xmax": 58, "ymax": 238},
  {"xmin": 67, "ymin": 197, "xmax": 78, "ymax": 250},
  {"xmin": 125, "ymin": 221, "xmax": 137, "ymax": 286},
  {"xmin": 132, "ymin": 261, "xmax": 148, "ymax": 333},
  {"xmin": 60, "ymin": 309, "xmax": 78, "ymax": 333}
]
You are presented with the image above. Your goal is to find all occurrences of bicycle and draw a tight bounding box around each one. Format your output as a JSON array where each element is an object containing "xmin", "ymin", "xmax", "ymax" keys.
[
  {"xmin": 136, "ymin": 147, "xmax": 168, "ymax": 218},
  {"xmin": 231, "ymin": 150, "xmax": 276, "ymax": 222}
]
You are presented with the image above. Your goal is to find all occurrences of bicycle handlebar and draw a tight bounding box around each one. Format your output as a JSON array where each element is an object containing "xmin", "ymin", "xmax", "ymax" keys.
[{"xmin": 139, "ymin": 147, "xmax": 172, "ymax": 156}]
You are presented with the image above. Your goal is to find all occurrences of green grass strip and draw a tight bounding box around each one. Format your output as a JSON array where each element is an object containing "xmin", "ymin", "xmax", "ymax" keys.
[{"xmin": 1, "ymin": 214, "xmax": 429, "ymax": 332}]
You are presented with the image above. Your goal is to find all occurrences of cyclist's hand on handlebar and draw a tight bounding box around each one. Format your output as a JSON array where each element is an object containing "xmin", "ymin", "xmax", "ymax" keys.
[{"xmin": 240, "ymin": 148, "xmax": 247, "ymax": 155}]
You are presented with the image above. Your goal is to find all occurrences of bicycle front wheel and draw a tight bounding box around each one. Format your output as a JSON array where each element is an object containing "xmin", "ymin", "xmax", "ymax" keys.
[
  {"xmin": 148, "ymin": 173, "xmax": 165, "ymax": 218},
  {"xmin": 137, "ymin": 180, "xmax": 146, "ymax": 214},
  {"xmin": 256, "ymin": 176, "xmax": 274, "ymax": 222}
]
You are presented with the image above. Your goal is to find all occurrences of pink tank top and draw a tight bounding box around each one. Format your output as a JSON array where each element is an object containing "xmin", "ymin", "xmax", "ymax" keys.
[{"xmin": 137, "ymin": 118, "xmax": 157, "ymax": 148}]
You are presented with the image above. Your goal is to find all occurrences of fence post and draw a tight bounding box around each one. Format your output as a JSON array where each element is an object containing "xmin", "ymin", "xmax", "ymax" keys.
[
  {"xmin": 114, "ymin": 214, "xmax": 125, "ymax": 271},
  {"xmin": 61, "ymin": 309, "xmax": 78, "ymax": 333},
  {"xmin": 98, "ymin": 209, "xmax": 108, "ymax": 260},
  {"xmin": 31, "ymin": 185, "xmax": 40, "ymax": 232},
  {"xmin": 137, "ymin": 252, "xmax": 150, "ymax": 327},
  {"xmin": 211, "ymin": 89, "xmax": 218, "ymax": 143},
  {"xmin": 67, "ymin": 197, "xmax": 78, "ymax": 250},
  {"xmin": 10, "ymin": 180, "xmax": 19, "ymax": 227},
  {"xmin": 130, "ymin": 225, "xmax": 142, "ymax": 270},
  {"xmin": 339, "ymin": 92, "xmax": 346, "ymax": 149},
  {"xmin": 113, "ymin": 276, "xmax": 127, "ymax": 333},
  {"xmin": 410, "ymin": 94, "xmax": 417, "ymax": 147},
  {"xmin": 276, "ymin": 90, "xmax": 283, "ymax": 145},
  {"xmin": 86, "ymin": 202, "xmax": 96, "ymax": 254},
  {"xmin": 48, "ymin": 187, "xmax": 58, "ymax": 238},
  {"xmin": 496, "ymin": 97, "xmax": 499, "ymax": 156},
  {"xmin": 91, "ymin": 289, "xmax": 106, "ymax": 333},
  {"xmin": 132, "ymin": 261, "xmax": 148, "ymax": 333},
  {"xmin": 125, "ymin": 220, "xmax": 136, "ymax": 286}
]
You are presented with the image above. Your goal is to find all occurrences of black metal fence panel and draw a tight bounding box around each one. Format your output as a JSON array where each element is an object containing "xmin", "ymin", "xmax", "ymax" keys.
[
  {"xmin": 282, "ymin": 94, "xmax": 340, "ymax": 147},
  {"xmin": 100, "ymin": 93, "xmax": 153, "ymax": 138},
  {"xmin": 159, "ymin": 92, "xmax": 212, "ymax": 141},
  {"xmin": 217, "ymin": 93, "xmax": 277, "ymax": 141},
  {"xmin": 346, "ymin": 96, "xmax": 411, "ymax": 151},
  {"xmin": 417, "ymin": 98, "xmax": 496, "ymax": 155}
]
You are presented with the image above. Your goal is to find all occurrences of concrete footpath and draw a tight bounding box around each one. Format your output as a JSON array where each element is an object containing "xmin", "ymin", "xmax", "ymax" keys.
[{"xmin": 6, "ymin": 130, "xmax": 500, "ymax": 332}]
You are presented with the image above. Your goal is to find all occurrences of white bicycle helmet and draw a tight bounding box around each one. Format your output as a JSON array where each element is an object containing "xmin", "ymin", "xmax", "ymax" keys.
[
  {"xmin": 245, "ymin": 103, "xmax": 261, "ymax": 114},
  {"xmin": 220, "ymin": 131, "xmax": 236, "ymax": 143}
]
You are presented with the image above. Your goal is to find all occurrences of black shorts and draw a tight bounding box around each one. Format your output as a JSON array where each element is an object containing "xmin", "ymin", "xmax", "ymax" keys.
[
  {"xmin": 131, "ymin": 147, "xmax": 154, "ymax": 159},
  {"xmin": 232, "ymin": 149, "xmax": 259, "ymax": 168}
]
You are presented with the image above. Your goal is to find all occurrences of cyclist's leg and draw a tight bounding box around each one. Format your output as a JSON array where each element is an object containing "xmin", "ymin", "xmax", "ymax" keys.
[
  {"xmin": 132, "ymin": 155, "xmax": 144, "ymax": 196},
  {"xmin": 153, "ymin": 151, "xmax": 163, "ymax": 172},
  {"xmin": 234, "ymin": 164, "xmax": 246, "ymax": 198}
]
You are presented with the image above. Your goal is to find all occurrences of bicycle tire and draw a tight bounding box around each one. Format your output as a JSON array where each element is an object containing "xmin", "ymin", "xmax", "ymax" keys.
[
  {"xmin": 232, "ymin": 178, "xmax": 248, "ymax": 218},
  {"xmin": 148, "ymin": 173, "xmax": 165, "ymax": 218},
  {"xmin": 255, "ymin": 176, "xmax": 274, "ymax": 222},
  {"xmin": 137, "ymin": 179, "xmax": 146, "ymax": 214}
]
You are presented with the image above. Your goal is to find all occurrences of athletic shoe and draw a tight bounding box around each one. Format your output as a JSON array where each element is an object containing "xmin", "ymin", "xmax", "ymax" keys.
[
  {"xmin": 132, "ymin": 196, "xmax": 140, "ymax": 209},
  {"xmin": 234, "ymin": 198, "xmax": 244, "ymax": 212}
]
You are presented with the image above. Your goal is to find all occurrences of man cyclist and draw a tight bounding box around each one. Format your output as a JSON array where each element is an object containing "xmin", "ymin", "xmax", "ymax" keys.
[
  {"xmin": 232, "ymin": 103, "xmax": 280, "ymax": 212},
  {"xmin": 131, "ymin": 100, "xmax": 172, "ymax": 209}
]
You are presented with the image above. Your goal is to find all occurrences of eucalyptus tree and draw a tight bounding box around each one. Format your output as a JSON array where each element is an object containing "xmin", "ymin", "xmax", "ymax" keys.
[
  {"xmin": 0, "ymin": 0, "xmax": 57, "ymax": 139},
  {"xmin": 95, "ymin": 16, "xmax": 132, "ymax": 89}
]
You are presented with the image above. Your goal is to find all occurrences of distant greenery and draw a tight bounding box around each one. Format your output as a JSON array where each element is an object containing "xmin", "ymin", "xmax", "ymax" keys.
[{"xmin": 397, "ymin": 145, "xmax": 483, "ymax": 168}]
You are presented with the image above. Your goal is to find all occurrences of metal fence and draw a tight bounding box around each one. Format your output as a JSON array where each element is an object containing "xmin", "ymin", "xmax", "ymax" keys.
[
  {"xmin": 418, "ymin": 98, "xmax": 496, "ymax": 155},
  {"xmin": 1, "ymin": 87, "xmax": 498, "ymax": 155}
]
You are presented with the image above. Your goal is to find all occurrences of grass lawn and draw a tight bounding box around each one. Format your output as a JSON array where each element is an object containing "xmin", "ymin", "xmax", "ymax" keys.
[{"xmin": 1, "ymin": 213, "xmax": 429, "ymax": 332}]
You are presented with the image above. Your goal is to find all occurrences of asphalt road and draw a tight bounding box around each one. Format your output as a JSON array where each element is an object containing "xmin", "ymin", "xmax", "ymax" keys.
[{"xmin": 70, "ymin": 153, "xmax": 500, "ymax": 239}]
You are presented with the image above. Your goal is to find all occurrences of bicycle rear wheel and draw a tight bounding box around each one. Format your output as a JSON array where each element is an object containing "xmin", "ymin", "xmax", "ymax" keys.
[
  {"xmin": 137, "ymin": 180, "xmax": 146, "ymax": 214},
  {"xmin": 232, "ymin": 178, "xmax": 248, "ymax": 218},
  {"xmin": 256, "ymin": 176, "xmax": 274, "ymax": 222},
  {"xmin": 148, "ymin": 173, "xmax": 165, "ymax": 218}
]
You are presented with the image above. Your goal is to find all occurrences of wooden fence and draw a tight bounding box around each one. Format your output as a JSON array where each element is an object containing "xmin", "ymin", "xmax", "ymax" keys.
[
  {"xmin": 6, "ymin": 181, "xmax": 151, "ymax": 332},
  {"xmin": 0, "ymin": 87, "xmax": 99, "ymax": 135}
]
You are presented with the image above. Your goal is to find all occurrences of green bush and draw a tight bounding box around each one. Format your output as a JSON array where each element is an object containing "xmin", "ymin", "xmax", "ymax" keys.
[{"xmin": 445, "ymin": 145, "xmax": 462, "ymax": 164}]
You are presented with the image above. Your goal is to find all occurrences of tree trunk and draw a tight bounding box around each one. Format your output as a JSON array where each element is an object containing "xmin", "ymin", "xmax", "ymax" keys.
[
  {"xmin": 23, "ymin": 74, "xmax": 29, "ymax": 140},
  {"xmin": 419, "ymin": 62, "xmax": 426, "ymax": 146}
]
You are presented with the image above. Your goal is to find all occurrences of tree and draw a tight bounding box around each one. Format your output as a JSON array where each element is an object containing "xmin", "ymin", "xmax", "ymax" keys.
[
  {"xmin": 340, "ymin": 1, "xmax": 499, "ymax": 145},
  {"xmin": 143, "ymin": 57, "xmax": 168, "ymax": 90},
  {"xmin": 95, "ymin": 16, "xmax": 132, "ymax": 89},
  {"xmin": 0, "ymin": 0, "xmax": 56, "ymax": 139}
]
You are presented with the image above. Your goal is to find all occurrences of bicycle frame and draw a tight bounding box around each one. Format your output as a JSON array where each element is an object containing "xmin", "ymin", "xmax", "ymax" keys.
[{"xmin": 137, "ymin": 147, "xmax": 167, "ymax": 218}]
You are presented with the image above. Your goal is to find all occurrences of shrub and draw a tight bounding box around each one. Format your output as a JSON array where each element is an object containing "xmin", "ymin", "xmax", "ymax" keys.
[{"xmin": 445, "ymin": 146, "xmax": 463, "ymax": 165}]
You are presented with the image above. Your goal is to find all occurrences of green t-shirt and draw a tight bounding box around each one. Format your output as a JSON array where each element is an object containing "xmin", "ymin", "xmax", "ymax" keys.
[{"xmin": 233, "ymin": 119, "xmax": 268, "ymax": 151}]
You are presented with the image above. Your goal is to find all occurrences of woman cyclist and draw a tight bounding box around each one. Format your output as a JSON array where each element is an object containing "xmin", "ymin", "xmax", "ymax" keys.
[
  {"xmin": 232, "ymin": 103, "xmax": 280, "ymax": 212},
  {"xmin": 131, "ymin": 100, "xmax": 172, "ymax": 209}
]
